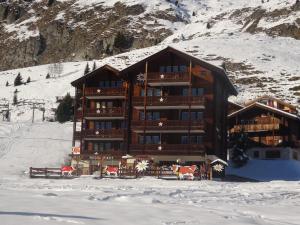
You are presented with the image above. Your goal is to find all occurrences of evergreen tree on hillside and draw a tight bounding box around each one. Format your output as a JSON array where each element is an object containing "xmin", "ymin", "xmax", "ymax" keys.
[
  {"xmin": 92, "ymin": 61, "xmax": 97, "ymax": 71},
  {"xmin": 14, "ymin": 73, "xmax": 23, "ymax": 86},
  {"xmin": 6, "ymin": 81, "xmax": 9, "ymax": 87},
  {"xmin": 84, "ymin": 63, "xmax": 90, "ymax": 75},
  {"xmin": 230, "ymin": 128, "xmax": 249, "ymax": 168},
  {"xmin": 48, "ymin": 0, "xmax": 55, "ymax": 6},
  {"xmin": 13, "ymin": 90, "xmax": 18, "ymax": 105},
  {"xmin": 26, "ymin": 77, "xmax": 31, "ymax": 83},
  {"xmin": 55, "ymin": 93, "xmax": 73, "ymax": 123},
  {"xmin": 46, "ymin": 73, "xmax": 50, "ymax": 79}
]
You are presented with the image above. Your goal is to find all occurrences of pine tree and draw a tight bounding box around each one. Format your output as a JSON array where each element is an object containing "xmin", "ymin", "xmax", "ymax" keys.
[
  {"xmin": 13, "ymin": 90, "xmax": 18, "ymax": 105},
  {"xmin": 48, "ymin": 0, "xmax": 55, "ymax": 6},
  {"xmin": 26, "ymin": 77, "xmax": 31, "ymax": 83},
  {"xmin": 92, "ymin": 61, "xmax": 97, "ymax": 71},
  {"xmin": 14, "ymin": 73, "xmax": 23, "ymax": 86},
  {"xmin": 55, "ymin": 93, "xmax": 73, "ymax": 123},
  {"xmin": 230, "ymin": 128, "xmax": 249, "ymax": 168},
  {"xmin": 84, "ymin": 63, "xmax": 90, "ymax": 75},
  {"xmin": 46, "ymin": 73, "xmax": 50, "ymax": 79},
  {"xmin": 221, "ymin": 62, "xmax": 226, "ymax": 71},
  {"xmin": 207, "ymin": 22, "xmax": 212, "ymax": 29},
  {"xmin": 6, "ymin": 81, "xmax": 9, "ymax": 87}
]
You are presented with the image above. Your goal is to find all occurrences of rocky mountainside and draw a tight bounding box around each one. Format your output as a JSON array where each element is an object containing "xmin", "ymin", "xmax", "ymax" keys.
[{"xmin": 0, "ymin": 0, "xmax": 299, "ymax": 120}]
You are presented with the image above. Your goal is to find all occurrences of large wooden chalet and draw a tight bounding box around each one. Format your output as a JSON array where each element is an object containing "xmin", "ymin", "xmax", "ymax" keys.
[
  {"xmin": 71, "ymin": 47, "xmax": 237, "ymax": 174},
  {"xmin": 228, "ymin": 96, "xmax": 300, "ymax": 160}
]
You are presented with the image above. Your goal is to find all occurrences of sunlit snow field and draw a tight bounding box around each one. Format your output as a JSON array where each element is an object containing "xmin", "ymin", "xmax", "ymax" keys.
[{"xmin": 0, "ymin": 121, "xmax": 300, "ymax": 225}]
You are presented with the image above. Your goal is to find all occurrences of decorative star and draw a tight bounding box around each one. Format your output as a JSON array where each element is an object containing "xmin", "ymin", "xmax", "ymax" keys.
[
  {"xmin": 213, "ymin": 164, "xmax": 224, "ymax": 172},
  {"xmin": 158, "ymin": 122, "xmax": 163, "ymax": 127},
  {"xmin": 158, "ymin": 146, "xmax": 162, "ymax": 151},
  {"xmin": 95, "ymin": 131, "xmax": 99, "ymax": 135},
  {"xmin": 96, "ymin": 109, "xmax": 100, "ymax": 114},
  {"xmin": 97, "ymin": 89, "xmax": 101, "ymax": 93},
  {"xmin": 159, "ymin": 97, "xmax": 164, "ymax": 102},
  {"xmin": 160, "ymin": 74, "xmax": 165, "ymax": 79}
]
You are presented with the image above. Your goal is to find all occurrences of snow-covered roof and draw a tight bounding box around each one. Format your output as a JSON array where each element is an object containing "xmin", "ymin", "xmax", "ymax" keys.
[
  {"xmin": 210, "ymin": 159, "xmax": 228, "ymax": 166},
  {"xmin": 228, "ymin": 102, "xmax": 300, "ymax": 121}
]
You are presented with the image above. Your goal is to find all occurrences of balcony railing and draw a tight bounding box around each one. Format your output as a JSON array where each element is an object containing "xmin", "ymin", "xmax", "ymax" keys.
[
  {"xmin": 131, "ymin": 120, "xmax": 204, "ymax": 130},
  {"xmin": 84, "ymin": 107, "xmax": 125, "ymax": 118},
  {"xmin": 132, "ymin": 96, "xmax": 205, "ymax": 107},
  {"xmin": 230, "ymin": 123, "xmax": 280, "ymax": 133},
  {"xmin": 147, "ymin": 72, "xmax": 190, "ymax": 83},
  {"xmin": 84, "ymin": 87, "xmax": 126, "ymax": 97},
  {"xmin": 130, "ymin": 144, "xmax": 205, "ymax": 155},
  {"xmin": 81, "ymin": 129, "xmax": 125, "ymax": 139}
]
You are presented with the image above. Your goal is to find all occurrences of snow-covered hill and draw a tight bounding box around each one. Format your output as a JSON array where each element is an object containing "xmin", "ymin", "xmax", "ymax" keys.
[{"xmin": 0, "ymin": 0, "xmax": 300, "ymax": 120}]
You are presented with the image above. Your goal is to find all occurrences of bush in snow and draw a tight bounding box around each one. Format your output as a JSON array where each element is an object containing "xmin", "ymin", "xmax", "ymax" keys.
[
  {"xmin": 14, "ymin": 73, "xmax": 23, "ymax": 86},
  {"xmin": 6, "ymin": 81, "xmax": 9, "ymax": 87},
  {"xmin": 55, "ymin": 93, "xmax": 73, "ymax": 123},
  {"xmin": 229, "ymin": 128, "xmax": 249, "ymax": 168},
  {"xmin": 46, "ymin": 73, "xmax": 50, "ymax": 79}
]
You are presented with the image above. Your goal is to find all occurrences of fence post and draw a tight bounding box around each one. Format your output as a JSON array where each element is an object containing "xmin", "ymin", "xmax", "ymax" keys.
[
  {"xmin": 99, "ymin": 164, "xmax": 102, "ymax": 179},
  {"xmin": 29, "ymin": 167, "xmax": 32, "ymax": 178},
  {"xmin": 45, "ymin": 168, "xmax": 48, "ymax": 178}
]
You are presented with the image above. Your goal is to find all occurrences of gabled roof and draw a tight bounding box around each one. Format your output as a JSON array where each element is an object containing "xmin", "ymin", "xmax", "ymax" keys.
[
  {"xmin": 228, "ymin": 100, "xmax": 244, "ymax": 109},
  {"xmin": 245, "ymin": 95, "xmax": 297, "ymax": 110},
  {"xmin": 228, "ymin": 102, "xmax": 300, "ymax": 121},
  {"xmin": 119, "ymin": 46, "xmax": 237, "ymax": 96},
  {"xmin": 71, "ymin": 64, "xmax": 120, "ymax": 87}
]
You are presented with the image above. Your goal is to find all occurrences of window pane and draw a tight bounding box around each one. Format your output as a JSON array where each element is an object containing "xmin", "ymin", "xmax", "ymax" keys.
[
  {"xmin": 198, "ymin": 88, "xmax": 204, "ymax": 96},
  {"xmin": 166, "ymin": 66, "xmax": 172, "ymax": 73},
  {"xmin": 147, "ymin": 89, "xmax": 153, "ymax": 96},
  {"xmin": 139, "ymin": 136, "xmax": 144, "ymax": 144},
  {"xmin": 105, "ymin": 143, "xmax": 112, "ymax": 150},
  {"xmin": 192, "ymin": 88, "xmax": 197, "ymax": 96},
  {"xmin": 146, "ymin": 136, "xmax": 152, "ymax": 144},
  {"xmin": 191, "ymin": 112, "xmax": 196, "ymax": 120},
  {"xmin": 197, "ymin": 136, "xmax": 203, "ymax": 144},
  {"xmin": 190, "ymin": 136, "xmax": 196, "ymax": 144},
  {"xmin": 117, "ymin": 81, "xmax": 123, "ymax": 87},
  {"xmin": 197, "ymin": 112, "xmax": 203, "ymax": 120},
  {"xmin": 111, "ymin": 81, "xmax": 116, "ymax": 87},
  {"xmin": 173, "ymin": 66, "xmax": 179, "ymax": 73},
  {"xmin": 154, "ymin": 88, "xmax": 161, "ymax": 96},
  {"xmin": 147, "ymin": 112, "xmax": 152, "ymax": 120},
  {"xmin": 180, "ymin": 65, "xmax": 187, "ymax": 72},
  {"xmin": 153, "ymin": 112, "xmax": 160, "ymax": 120},
  {"xmin": 107, "ymin": 102, "xmax": 113, "ymax": 108},
  {"xmin": 140, "ymin": 112, "xmax": 145, "ymax": 120},
  {"xmin": 99, "ymin": 143, "xmax": 104, "ymax": 151},
  {"xmin": 181, "ymin": 136, "xmax": 188, "ymax": 144},
  {"xmin": 99, "ymin": 81, "xmax": 104, "ymax": 87},
  {"xmin": 106, "ymin": 122, "xmax": 112, "ymax": 129},
  {"xmin": 182, "ymin": 88, "xmax": 188, "ymax": 96},
  {"xmin": 140, "ymin": 89, "xmax": 145, "ymax": 97},
  {"xmin": 152, "ymin": 136, "xmax": 160, "ymax": 144},
  {"xmin": 159, "ymin": 66, "xmax": 165, "ymax": 73},
  {"xmin": 105, "ymin": 81, "xmax": 110, "ymax": 87},
  {"xmin": 181, "ymin": 112, "xmax": 189, "ymax": 120}
]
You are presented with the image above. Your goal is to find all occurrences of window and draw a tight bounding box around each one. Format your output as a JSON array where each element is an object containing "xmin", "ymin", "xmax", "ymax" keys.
[
  {"xmin": 99, "ymin": 81, "xmax": 105, "ymax": 87},
  {"xmin": 140, "ymin": 89, "xmax": 145, "ymax": 97},
  {"xmin": 180, "ymin": 65, "xmax": 187, "ymax": 72},
  {"xmin": 140, "ymin": 112, "xmax": 145, "ymax": 120},
  {"xmin": 116, "ymin": 80, "xmax": 123, "ymax": 87},
  {"xmin": 105, "ymin": 81, "xmax": 110, "ymax": 87},
  {"xmin": 253, "ymin": 151, "xmax": 259, "ymax": 159},
  {"xmin": 140, "ymin": 135, "xmax": 160, "ymax": 144},
  {"xmin": 265, "ymin": 150, "xmax": 281, "ymax": 159},
  {"xmin": 166, "ymin": 66, "xmax": 172, "ymax": 73},
  {"xmin": 153, "ymin": 88, "xmax": 161, "ymax": 96},
  {"xmin": 159, "ymin": 66, "xmax": 165, "ymax": 73},
  {"xmin": 95, "ymin": 121, "xmax": 112, "ymax": 130},
  {"xmin": 181, "ymin": 136, "xmax": 188, "ymax": 144},
  {"xmin": 173, "ymin": 66, "xmax": 179, "ymax": 73},
  {"xmin": 181, "ymin": 112, "xmax": 189, "ymax": 120},
  {"xmin": 182, "ymin": 88, "xmax": 189, "ymax": 96},
  {"xmin": 146, "ymin": 112, "xmax": 160, "ymax": 120},
  {"xmin": 192, "ymin": 88, "xmax": 204, "ymax": 96},
  {"xmin": 111, "ymin": 80, "xmax": 116, "ymax": 87},
  {"xmin": 190, "ymin": 136, "xmax": 203, "ymax": 144}
]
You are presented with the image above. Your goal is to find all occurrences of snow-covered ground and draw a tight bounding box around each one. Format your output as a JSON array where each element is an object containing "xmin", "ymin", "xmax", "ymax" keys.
[{"xmin": 0, "ymin": 121, "xmax": 300, "ymax": 225}]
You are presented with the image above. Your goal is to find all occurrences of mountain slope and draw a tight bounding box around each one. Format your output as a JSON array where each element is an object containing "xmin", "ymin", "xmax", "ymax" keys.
[{"xmin": 0, "ymin": 0, "xmax": 299, "ymax": 120}]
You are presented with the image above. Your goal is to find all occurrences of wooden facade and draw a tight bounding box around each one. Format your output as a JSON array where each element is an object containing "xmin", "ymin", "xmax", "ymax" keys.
[
  {"xmin": 71, "ymin": 47, "xmax": 237, "ymax": 168},
  {"xmin": 228, "ymin": 100, "xmax": 300, "ymax": 160}
]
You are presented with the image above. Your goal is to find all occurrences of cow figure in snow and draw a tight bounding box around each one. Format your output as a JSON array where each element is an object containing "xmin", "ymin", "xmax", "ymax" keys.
[
  {"xmin": 61, "ymin": 166, "xmax": 76, "ymax": 176},
  {"xmin": 104, "ymin": 166, "xmax": 118, "ymax": 177},
  {"xmin": 172, "ymin": 165, "xmax": 198, "ymax": 180}
]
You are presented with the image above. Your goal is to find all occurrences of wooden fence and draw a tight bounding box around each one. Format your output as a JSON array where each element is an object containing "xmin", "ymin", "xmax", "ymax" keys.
[{"xmin": 29, "ymin": 167, "xmax": 63, "ymax": 179}]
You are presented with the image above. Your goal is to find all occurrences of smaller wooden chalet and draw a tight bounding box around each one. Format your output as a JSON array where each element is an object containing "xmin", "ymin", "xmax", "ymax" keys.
[{"xmin": 228, "ymin": 97, "xmax": 300, "ymax": 161}]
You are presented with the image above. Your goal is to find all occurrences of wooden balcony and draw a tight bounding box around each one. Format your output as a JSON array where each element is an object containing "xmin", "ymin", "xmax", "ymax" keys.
[
  {"xmin": 129, "ymin": 144, "xmax": 205, "ymax": 155},
  {"xmin": 230, "ymin": 123, "xmax": 280, "ymax": 133},
  {"xmin": 132, "ymin": 96, "xmax": 205, "ymax": 109},
  {"xmin": 81, "ymin": 129, "xmax": 125, "ymax": 140},
  {"xmin": 147, "ymin": 72, "xmax": 190, "ymax": 86},
  {"xmin": 85, "ymin": 107, "xmax": 125, "ymax": 118},
  {"xmin": 84, "ymin": 87, "xmax": 126, "ymax": 99},
  {"xmin": 131, "ymin": 120, "xmax": 204, "ymax": 133}
]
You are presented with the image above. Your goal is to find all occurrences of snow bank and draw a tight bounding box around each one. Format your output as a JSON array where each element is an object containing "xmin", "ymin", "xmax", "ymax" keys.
[{"xmin": 227, "ymin": 159, "xmax": 300, "ymax": 181}]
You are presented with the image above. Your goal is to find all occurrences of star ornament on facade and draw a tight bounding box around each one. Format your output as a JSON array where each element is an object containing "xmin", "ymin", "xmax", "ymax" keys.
[
  {"xmin": 213, "ymin": 163, "xmax": 224, "ymax": 172},
  {"xmin": 97, "ymin": 89, "xmax": 101, "ymax": 93},
  {"xmin": 137, "ymin": 73, "xmax": 145, "ymax": 82},
  {"xmin": 158, "ymin": 146, "xmax": 162, "ymax": 151},
  {"xmin": 95, "ymin": 131, "xmax": 99, "ymax": 135},
  {"xmin": 160, "ymin": 74, "xmax": 165, "ymax": 79},
  {"xmin": 159, "ymin": 97, "xmax": 164, "ymax": 102},
  {"xmin": 158, "ymin": 122, "xmax": 163, "ymax": 127},
  {"xmin": 96, "ymin": 109, "xmax": 100, "ymax": 114}
]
